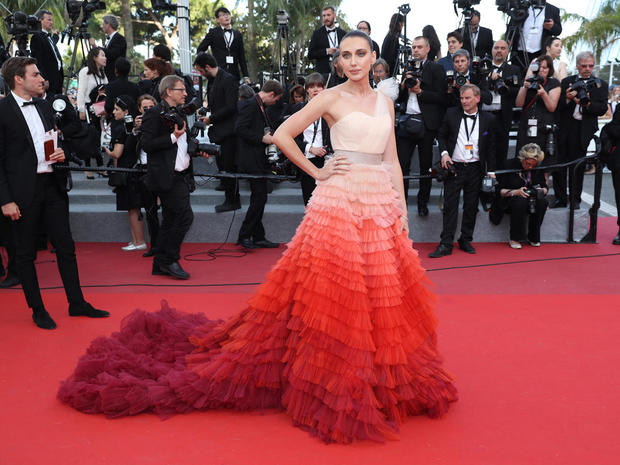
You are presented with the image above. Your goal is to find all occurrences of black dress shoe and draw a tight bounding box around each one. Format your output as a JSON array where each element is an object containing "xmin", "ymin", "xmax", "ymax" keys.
[
  {"xmin": 429, "ymin": 244, "xmax": 452, "ymax": 258},
  {"xmin": 69, "ymin": 301, "xmax": 110, "ymax": 318},
  {"xmin": 613, "ymin": 231, "xmax": 620, "ymax": 245},
  {"xmin": 215, "ymin": 201, "xmax": 241, "ymax": 213},
  {"xmin": 0, "ymin": 273, "xmax": 20, "ymax": 288},
  {"xmin": 158, "ymin": 261, "xmax": 190, "ymax": 280},
  {"xmin": 417, "ymin": 204, "xmax": 429, "ymax": 217},
  {"xmin": 32, "ymin": 307, "xmax": 57, "ymax": 330},
  {"xmin": 253, "ymin": 239, "xmax": 280, "ymax": 248},
  {"xmin": 237, "ymin": 238, "xmax": 258, "ymax": 249},
  {"xmin": 458, "ymin": 239, "xmax": 476, "ymax": 254},
  {"xmin": 549, "ymin": 199, "xmax": 567, "ymax": 209},
  {"xmin": 152, "ymin": 261, "xmax": 166, "ymax": 275},
  {"xmin": 143, "ymin": 248, "xmax": 155, "ymax": 258}
]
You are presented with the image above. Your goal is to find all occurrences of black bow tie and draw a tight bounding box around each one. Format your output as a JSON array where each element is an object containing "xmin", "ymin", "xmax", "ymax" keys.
[
  {"xmin": 463, "ymin": 113, "xmax": 477, "ymax": 119},
  {"xmin": 327, "ymin": 28, "xmax": 336, "ymax": 33},
  {"xmin": 22, "ymin": 100, "xmax": 36, "ymax": 107}
]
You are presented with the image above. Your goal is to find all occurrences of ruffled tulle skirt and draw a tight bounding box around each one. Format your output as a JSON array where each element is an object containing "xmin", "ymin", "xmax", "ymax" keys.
[{"xmin": 58, "ymin": 160, "xmax": 458, "ymax": 443}]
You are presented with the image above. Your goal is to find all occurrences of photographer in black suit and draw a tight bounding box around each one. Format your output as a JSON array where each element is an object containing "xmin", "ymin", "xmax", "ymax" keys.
[
  {"xmin": 395, "ymin": 36, "xmax": 447, "ymax": 216},
  {"xmin": 552, "ymin": 51, "xmax": 608, "ymax": 208},
  {"xmin": 235, "ymin": 80, "xmax": 283, "ymax": 249},
  {"xmin": 194, "ymin": 52, "xmax": 240, "ymax": 213},
  {"xmin": 460, "ymin": 10, "xmax": 494, "ymax": 60},
  {"xmin": 446, "ymin": 49, "xmax": 493, "ymax": 109},
  {"xmin": 308, "ymin": 6, "xmax": 346, "ymax": 75},
  {"xmin": 197, "ymin": 7, "xmax": 248, "ymax": 82},
  {"xmin": 0, "ymin": 57, "xmax": 109, "ymax": 329},
  {"xmin": 29, "ymin": 10, "xmax": 63, "ymax": 95},
  {"xmin": 141, "ymin": 75, "xmax": 198, "ymax": 279},
  {"xmin": 429, "ymin": 84, "xmax": 497, "ymax": 258}
]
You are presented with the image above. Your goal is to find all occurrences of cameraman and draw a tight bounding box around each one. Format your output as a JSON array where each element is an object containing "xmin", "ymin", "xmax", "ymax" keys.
[
  {"xmin": 552, "ymin": 51, "xmax": 609, "ymax": 208},
  {"xmin": 445, "ymin": 49, "xmax": 492, "ymax": 109},
  {"xmin": 235, "ymin": 80, "xmax": 283, "ymax": 249},
  {"xmin": 498, "ymin": 143, "xmax": 548, "ymax": 249},
  {"xmin": 395, "ymin": 36, "xmax": 447, "ymax": 215},
  {"xmin": 141, "ymin": 75, "xmax": 196, "ymax": 279},
  {"xmin": 29, "ymin": 10, "xmax": 63, "ymax": 95},
  {"xmin": 460, "ymin": 10, "xmax": 494, "ymax": 59}
]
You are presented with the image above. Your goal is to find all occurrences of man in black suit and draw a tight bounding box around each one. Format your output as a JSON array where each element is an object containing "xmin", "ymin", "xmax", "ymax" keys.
[
  {"xmin": 551, "ymin": 51, "xmax": 608, "ymax": 209},
  {"xmin": 141, "ymin": 75, "xmax": 197, "ymax": 279},
  {"xmin": 29, "ymin": 10, "xmax": 64, "ymax": 95},
  {"xmin": 461, "ymin": 10, "xmax": 494, "ymax": 59},
  {"xmin": 308, "ymin": 6, "xmax": 346, "ymax": 75},
  {"xmin": 104, "ymin": 57, "xmax": 140, "ymax": 116},
  {"xmin": 601, "ymin": 105, "xmax": 620, "ymax": 244},
  {"xmin": 506, "ymin": 1, "xmax": 562, "ymax": 75},
  {"xmin": 0, "ymin": 57, "xmax": 109, "ymax": 329},
  {"xmin": 90, "ymin": 15, "xmax": 127, "ymax": 82},
  {"xmin": 194, "ymin": 52, "xmax": 240, "ymax": 213},
  {"xmin": 235, "ymin": 80, "xmax": 283, "ymax": 249},
  {"xmin": 429, "ymin": 84, "xmax": 497, "ymax": 258},
  {"xmin": 395, "ymin": 36, "xmax": 447, "ymax": 216},
  {"xmin": 483, "ymin": 40, "xmax": 521, "ymax": 168},
  {"xmin": 197, "ymin": 7, "xmax": 248, "ymax": 82},
  {"xmin": 445, "ymin": 49, "xmax": 493, "ymax": 109}
]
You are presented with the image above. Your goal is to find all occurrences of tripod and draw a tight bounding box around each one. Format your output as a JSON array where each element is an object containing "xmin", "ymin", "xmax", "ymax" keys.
[
  {"xmin": 6, "ymin": 33, "xmax": 31, "ymax": 57},
  {"xmin": 62, "ymin": 23, "xmax": 92, "ymax": 92},
  {"xmin": 392, "ymin": 3, "xmax": 411, "ymax": 78},
  {"xmin": 270, "ymin": 21, "xmax": 295, "ymax": 86}
]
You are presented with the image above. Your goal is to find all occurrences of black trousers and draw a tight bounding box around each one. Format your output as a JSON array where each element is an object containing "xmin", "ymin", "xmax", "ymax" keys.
[
  {"xmin": 554, "ymin": 118, "xmax": 588, "ymax": 204},
  {"xmin": 440, "ymin": 162, "xmax": 484, "ymax": 246},
  {"xmin": 216, "ymin": 136, "xmax": 240, "ymax": 204},
  {"xmin": 612, "ymin": 167, "xmax": 620, "ymax": 228},
  {"xmin": 0, "ymin": 214, "xmax": 16, "ymax": 275},
  {"xmin": 396, "ymin": 129, "xmax": 437, "ymax": 205},
  {"xmin": 154, "ymin": 173, "xmax": 193, "ymax": 266},
  {"xmin": 506, "ymin": 196, "xmax": 548, "ymax": 242},
  {"xmin": 10, "ymin": 174, "xmax": 84, "ymax": 310},
  {"xmin": 491, "ymin": 111, "xmax": 511, "ymax": 169},
  {"xmin": 238, "ymin": 179, "xmax": 268, "ymax": 242},
  {"xmin": 137, "ymin": 177, "xmax": 160, "ymax": 250},
  {"xmin": 301, "ymin": 157, "xmax": 324, "ymax": 205}
]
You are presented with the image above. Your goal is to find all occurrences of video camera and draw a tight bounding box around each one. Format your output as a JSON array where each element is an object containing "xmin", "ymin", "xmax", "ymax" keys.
[
  {"xmin": 4, "ymin": 12, "xmax": 40, "ymax": 36},
  {"xmin": 403, "ymin": 59, "xmax": 423, "ymax": 88},
  {"xmin": 496, "ymin": 0, "xmax": 546, "ymax": 22},
  {"xmin": 65, "ymin": 0, "xmax": 106, "ymax": 26},
  {"xmin": 571, "ymin": 77, "xmax": 602, "ymax": 107},
  {"xmin": 526, "ymin": 62, "xmax": 545, "ymax": 91}
]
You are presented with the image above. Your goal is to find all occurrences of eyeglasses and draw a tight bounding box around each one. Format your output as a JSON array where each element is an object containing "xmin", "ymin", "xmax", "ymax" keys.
[
  {"xmin": 170, "ymin": 88, "xmax": 187, "ymax": 92},
  {"xmin": 578, "ymin": 64, "xmax": 595, "ymax": 68}
]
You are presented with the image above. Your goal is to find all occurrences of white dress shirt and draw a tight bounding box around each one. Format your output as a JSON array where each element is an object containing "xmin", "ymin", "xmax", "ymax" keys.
[
  {"xmin": 302, "ymin": 119, "xmax": 323, "ymax": 159},
  {"xmin": 450, "ymin": 111, "xmax": 480, "ymax": 163},
  {"xmin": 171, "ymin": 132, "xmax": 190, "ymax": 172},
  {"xmin": 12, "ymin": 92, "xmax": 52, "ymax": 174},
  {"xmin": 105, "ymin": 30, "xmax": 117, "ymax": 47},
  {"xmin": 522, "ymin": 6, "xmax": 546, "ymax": 53},
  {"xmin": 326, "ymin": 26, "xmax": 339, "ymax": 53},
  {"xmin": 46, "ymin": 32, "xmax": 62, "ymax": 70},
  {"xmin": 222, "ymin": 27, "xmax": 234, "ymax": 47}
]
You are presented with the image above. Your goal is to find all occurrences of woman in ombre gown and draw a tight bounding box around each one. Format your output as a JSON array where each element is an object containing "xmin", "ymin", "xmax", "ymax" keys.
[{"xmin": 58, "ymin": 31, "xmax": 457, "ymax": 444}]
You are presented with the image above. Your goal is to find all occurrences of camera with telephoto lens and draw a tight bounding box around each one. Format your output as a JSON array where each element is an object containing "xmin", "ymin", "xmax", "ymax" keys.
[
  {"xmin": 570, "ymin": 77, "xmax": 602, "ymax": 107},
  {"xmin": 4, "ymin": 12, "xmax": 40, "ymax": 35},
  {"xmin": 429, "ymin": 162, "xmax": 456, "ymax": 182},
  {"xmin": 544, "ymin": 123, "xmax": 557, "ymax": 157},
  {"xmin": 526, "ymin": 62, "xmax": 545, "ymax": 91},
  {"xmin": 489, "ymin": 74, "xmax": 519, "ymax": 95},
  {"xmin": 471, "ymin": 55, "xmax": 493, "ymax": 77},
  {"xmin": 404, "ymin": 59, "xmax": 423, "ymax": 89},
  {"xmin": 159, "ymin": 97, "xmax": 202, "ymax": 131},
  {"xmin": 452, "ymin": 72, "xmax": 468, "ymax": 87},
  {"xmin": 186, "ymin": 120, "xmax": 221, "ymax": 158},
  {"xmin": 496, "ymin": 0, "xmax": 545, "ymax": 22},
  {"xmin": 524, "ymin": 184, "xmax": 544, "ymax": 214}
]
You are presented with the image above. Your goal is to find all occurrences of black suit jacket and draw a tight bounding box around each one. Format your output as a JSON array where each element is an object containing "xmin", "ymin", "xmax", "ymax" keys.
[
  {"xmin": 197, "ymin": 28, "xmax": 248, "ymax": 79},
  {"xmin": 235, "ymin": 97, "xmax": 270, "ymax": 174},
  {"xmin": 141, "ymin": 102, "xmax": 192, "ymax": 192},
  {"xmin": 207, "ymin": 68, "xmax": 238, "ymax": 143},
  {"xmin": 559, "ymin": 74, "xmax": 609, "ymax": 150},
  {"xmin": 381, "ymin": 33, "xmax": 400, "ymax": 77},
  {"xmin": 396, "ymin": 60, "xmax": 447, "ymax": 131},
  {"xmin": 488, "ymin": 61, "xmax": 522, "ymax": 131},
  {"xmin": 104, "ymin": 77, "xmax": 140, "ymax": 115},
  {"xmin": 507, "ymin": 3, "xmax": 562, "ymax": 53},
  {"xmin": 104, "ymin": 33, "xmax": 127, "ymax": 82},
  {"xmin": 308, "ymin": 26, "xmax": 347, "ymax": 74},
  {"xmin": 461, "ymin": 26, "xmax": 494, "ymax": 59},
  {"xmin": 30, "ymin": 32, "xmax": 64, "ymax": 94},
  {"xmin": 0, "ymin": 95, "xmax": 68, "ymax": 209},
  {"xmin": 437, "ymin": 107, "xmax": 497, "ymax": 173}
]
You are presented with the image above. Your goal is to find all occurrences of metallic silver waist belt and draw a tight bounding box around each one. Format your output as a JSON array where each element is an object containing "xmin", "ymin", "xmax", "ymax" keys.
[{"xmin": 332, "ymin": 150, "xmax": 382, "ymax": 165}]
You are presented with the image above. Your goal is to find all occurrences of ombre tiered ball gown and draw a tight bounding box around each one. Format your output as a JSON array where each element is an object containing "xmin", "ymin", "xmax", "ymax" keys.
[{"xmin": 58, "ymin": 92, "xmax": 458, "ymax": 444}]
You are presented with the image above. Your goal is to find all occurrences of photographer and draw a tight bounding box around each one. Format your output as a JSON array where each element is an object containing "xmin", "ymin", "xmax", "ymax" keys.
[
  {"xmin": 460, "ymin": 10, "xmax": 494, "ymax": 60},
  {"xmin": 29, "ymin": 10, "xmax": 63, "ymax": 95},
  {"xmin": 498, "ymin": 143, "xmax": 548, "ymax": 249},
  {"xmin": 445, "ymin": 49, "xmax": 492, "ymax": 109},
  {"xmin": 600, "ymin": 105, "xmax": 620, "ymax": 245},
  {"xmin": 308, "ymin": 6, "xmax": 347, "ymax": 75},
  {"xmin": 235, "ymin": 80, "xmax": 283, "ymax": 249},
  {"xmin": 193, "ymin": 52, "xmax": 240, "ymax": 213},
  {"xmin": 89, "ymin": 15, "xmax": 127, "ymax": 83},
  {"xmin": 395, "ymin": 36, "xmax": 447, "ymax": 215},
  {"xmin": 552, "ymin": 51, "xmax": 609, "ymax": 208},
  {"xmin": 429, "ymin": 84, "xmax": 497, "ymax": 258}
]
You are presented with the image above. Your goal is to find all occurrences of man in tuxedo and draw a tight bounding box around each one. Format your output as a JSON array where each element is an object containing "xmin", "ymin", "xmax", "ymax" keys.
[
  {"xmin": 235, "ymin": 80, "xmax": 283, "ymax": 249},
  {"xmin": 437, "ymin": 31, "xmax": 463, "ymax": 72},
  {"xmin": 461, "ymin": 10, "xmax": 493, "ymax": 59},
  {"xmin": 0, "ymin": 57, "xmax": 109, "ymax": 329},
  {"xmin": 429, "ymin": 84, "xmax": 497, "ymax": 258},
  {"xmin": 445, "ymin": 49, "xmax": 493, "ymax": 109},
  {"xmin": 395, "ymin": 36, "xmax": 447, "ymax": 216},
  {"xmin": 89, "ymin": 15, "xmax": 127, "ymax": 82},
  {"xmin": 483, "ymin": 40, "xmax": 521, "ymax": 168},
  {"xmin": 104, "ymin": 57, "xmax": 140, "ymax": 115},
  {"xmin": 506, "ymin": 0, "xmax": 562, "ymax": 75},
  {"xmin": 193, "ymin": 52, "xmax": 240, "ymax": 213},
  {"xmin": 308, "ymin": 6, "xmax": 346, "ymax": 75},
  {"xmin": 551, "ymin": 51, "xmax": 608, "ymax": 209},
  {"xmin": 29, "ymin": 10, "xmax": 63, "ymax": 95},
  {"xmin": 141, "ymin": 75, "xmax": 197, "ymax": 279},
  {"xmin": 197, "ymin": 7, "xmax": 248, "ymax": 82}
]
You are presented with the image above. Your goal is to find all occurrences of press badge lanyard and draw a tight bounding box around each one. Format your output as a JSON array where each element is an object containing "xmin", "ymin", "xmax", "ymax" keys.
[
  {"xmin": 327, "ymin": 29, "xmax": 338, "ymax": 49},
  {"xmin": 223, "ymin": 29, "xmax": 234, "ymax": 64},
  {"xmin": 463, "ymin": 114, "xmax": 477, "ymax": 159},
  {"xmin": 310, "ymin": 120, "xmax": 320, "ymax": 145},
  {"xmin": 255, "ymin": 95, "xmax": 273, "ymax": 131}
]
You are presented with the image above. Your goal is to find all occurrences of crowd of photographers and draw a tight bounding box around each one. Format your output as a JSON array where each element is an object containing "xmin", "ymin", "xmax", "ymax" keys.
[{"xmin": 1, "ymin": 2, "xmax": 620, "ymax": 289}]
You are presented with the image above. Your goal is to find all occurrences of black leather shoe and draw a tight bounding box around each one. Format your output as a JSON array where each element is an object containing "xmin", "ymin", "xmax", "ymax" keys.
[
  {"xmin": 0, "ymin": 273, "xmax": 20, "ymax": 288},
  {"xmin": 238, "ymin": 238, "xmax": 258, "ymax": 249},
  {"xmin": 215, "ymin": 201, "xmax": 241, "ymax": 213},
  {"xmin": 613, "ymin": 231, "xmax": 620, "ymax": 245},
  {"xmin": 152, "ymin": 261, "xmax": 166, "ymax": 275},
  {"xmin": 417, "ymin": 204, "xmax": 429, "ymax": 217},
  {"xmin": 69, "ymin": 301, "xmax": 110, "ymax": 318},
  {"xmin": 458, "ymin": 239, "xmax": 476, "ymax": 254},
  {"xmin": 549, "ymin": 199, "xmax": 567, "ymax": 209},
  {"xmin": 143, "ymin": 248, "xmax": 155, "ymax": 258},
  {"xmin": 254, "ymin": 239, "xmax": 280, "ymax": 248},
  {"xmin": 158, "ymin": 261, "xmax": 190, "ymax": 280},
  {"xmin": 429, "ymin": 244, "xmax": 452, "ymax": 258},
  {"xmin": 32, "ymin": 307, "xmax": 57, "ymax": 329}
]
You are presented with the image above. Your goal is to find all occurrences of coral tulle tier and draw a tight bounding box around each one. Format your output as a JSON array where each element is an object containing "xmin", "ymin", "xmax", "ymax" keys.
[{"xmin": 58, "ymin": 163, "xmax": 458, "ymax": 443}]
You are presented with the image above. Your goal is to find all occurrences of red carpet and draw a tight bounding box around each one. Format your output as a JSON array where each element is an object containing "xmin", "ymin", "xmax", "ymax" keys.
[{"xmin": 1, "ymin": 217, "xmax": 619, "ymax": 464}]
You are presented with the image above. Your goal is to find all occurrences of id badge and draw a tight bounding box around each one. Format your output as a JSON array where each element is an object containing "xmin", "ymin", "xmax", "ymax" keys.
[
  {"xmin": 492, "ymin": 92, "xmax": 501, "ymax": 105},
  {"xmin": 527, "ymin": 118, "xmax": 538, "ymax": 138},
  {"xmin": 530, "ymin": 27, "xmax": 540, "ymax": 34},
  {"xmin": 465, "ymin": 143, "xmax": 474, "ymax": 159},
  {"xmin": 226, "ymin": 56, "xmax": 234, "ymax": 64}
]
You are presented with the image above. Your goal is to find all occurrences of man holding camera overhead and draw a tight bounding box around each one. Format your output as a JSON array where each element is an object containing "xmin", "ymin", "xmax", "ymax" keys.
[
  {"xmin": 395, "ymin": 36, "xmax": 447, "ymax": 217},
  {"xmin": 551, "ymin": 51, "xmax": 608, "ymax": 209}
]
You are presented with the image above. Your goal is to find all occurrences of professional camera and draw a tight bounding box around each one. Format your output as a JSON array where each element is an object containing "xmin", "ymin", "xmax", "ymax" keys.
[
  {"xmin": 446, "ymin": 70, "xmax": 467, "ymax": 88},
  {"xmin": 524, "ymin": 184, "xmax": 544, "ymax": 214},
  {"xmin": 123, "ymin": 115, "xmax": 134, "ymax": 134},
  {"xmin": 489, "ymin": 74, "xmax": 520, "ymax": 95},
  {"xmin": 159, "ymin": 97, "xmax": 203, "ymax": 131},
  {"xmin": 276, "ymin": 10, "xmax": 289, "ymax": 25},
  {"xmin": 526, "ymin": 62, "xmax": 545, "ymax": 91},
  {"xmin": 186, "ymin": 120, "xmax": 221, "ymax": 158},
  {"xmin": 429, "ymin": 162, "xmax": 456, "ymax": 182},
  {"xmin": 571, "ymin": 77, "xmax": 602, "ymax": 107},
  {"xmin": 4, "ymin": 12, "xmax": 40, "ymax": 36},
  {"xmin": 268, "ymin": 150, "xmax": 299, "ymax": 178},
  {"xmin": 404, "ymin": 59, "xmax": 423, "ymax": 88},
  {"xmin": 496, "ymin": 0, "xmax": 545, "ymax": 22},
  {"xmin": 544, "ymin": 123, "xmax": 557, "ymax": 157},
  {"xmin": 65, "ymin": 0, "xmax": 106, "ymax": 25},
  {"xmin": 471, "ymin": 55, "xmax": 493, "ymax": 77}
]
